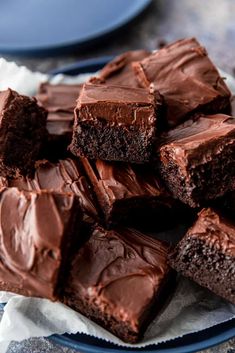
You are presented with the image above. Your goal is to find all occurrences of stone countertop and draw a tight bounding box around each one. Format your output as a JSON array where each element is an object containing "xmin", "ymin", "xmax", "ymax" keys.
[{"xmin": 1, "ymin": 0, "xmax": 235, "ymax": 352}]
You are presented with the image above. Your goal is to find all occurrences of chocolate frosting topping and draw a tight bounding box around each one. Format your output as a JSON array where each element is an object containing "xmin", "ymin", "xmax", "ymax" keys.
[
  {"xmin": 77, "ymin": 83, "xmax": 155, "ymax": 128},
  {"xmin": 0, "ymin": 187, "xmax": 80, "ymax": 299},
  {"xmin": 159, "ymin": 114, "xmax": 235, "ymax": 171},
  {"xmin": 36, "ymin": 83, "xmax": 82, "ymax": 137},
  {"xmin": 66, "ymin": 227, "xmax": 170, "ymax": 327},
  {"xmin": 187, "ymin": 208, "xmax": 235, "ymax": 256},
  {"xmin": 37, "ymin": 83, "xmax": 82, "ymax": 113},
  {"xmin": 94, "ymin": 50, "xmax": 150, "ymax": 87},
  {"xmin": 133, "ymin": 38, "xmax": 231, "ymax": 127},
  {"xmin": 82, "ymin": 158, "xmax": 167, "ymax": 201},
  {"xmin": 1, "ymin": 159, "xmax": 99, "ymax": 223}
]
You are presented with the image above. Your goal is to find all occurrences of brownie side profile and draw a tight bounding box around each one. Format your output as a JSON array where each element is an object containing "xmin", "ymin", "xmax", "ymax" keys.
[
  {"xmin": 0, "ymin": 187, "xmax": 82, "ymax": 300},
  {"xmin": 90, "ymin": 50, "xmax": 150, "ymax": 87},
  {"xmin": 169, "ymin": 208, "xmax": 235, "ymax": 304},
  {"xmin": 36, "ymin": 83, "xmax": 82, "ymax": 160},
  {"xmin": 0, "ymin": 158, "xmax": 100, "ymax": 224},
  {"xmin": 0, "ymin": 89, "xmax": 47, "ymax": 177},
  {"xmin": 133, "ymin": 38, "xmax": 231, "ymax": 128},
  {"xmin": 81, "ymin": 158, "xmax": 175, "ymax": 228},
  {"xmin": 231, "ymin": 95, "xmax": 235, "ymax": 115},
  {"xmin": 158, "ymin": 114, "xmax": 235, "ymax": 207},
  {"xmin": 63, "ymin": 226, "xmax": 174, "ymax": 343},
  {"xmin": 69, "ymin": 83, "xmax": 157, "ymax": 163}
]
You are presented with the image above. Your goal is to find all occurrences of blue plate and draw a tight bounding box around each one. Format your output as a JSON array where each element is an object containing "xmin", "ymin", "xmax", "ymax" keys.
[
  {"xmin": 0, "ymin": 0, "xmax": 151, "ymax": 56},
  {"xmin": 47, "ymin": 58, "xmax": 235, "ymax": 353}
]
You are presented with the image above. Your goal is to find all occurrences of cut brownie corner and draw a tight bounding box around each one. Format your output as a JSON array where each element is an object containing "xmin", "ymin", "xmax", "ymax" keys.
[
  {"xmin": 169, "ymin": 208, "xmax": 235, "ymax": 305},
  {"xmin": 158, "ymin": 114, "xmax": 235, "ymax": 207},
  {"xmin": 0, "ymin": 89, "xmax": 48, "ymax": 177}
]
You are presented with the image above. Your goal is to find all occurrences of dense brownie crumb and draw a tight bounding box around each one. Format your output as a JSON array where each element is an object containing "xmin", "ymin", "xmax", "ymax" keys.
[
  {"xmin": 169, "ymin": 208, "xmax": 235, "ymax": 304},
  {"xmin": 0, "ymin": 89, "xmax": 47, "ymax": 177}
]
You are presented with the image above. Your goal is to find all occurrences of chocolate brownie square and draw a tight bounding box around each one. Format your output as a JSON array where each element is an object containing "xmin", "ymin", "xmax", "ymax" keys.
[
  {"xmin": 133, "ymin": 38, "xmax": 231, "ymax": 128},
  {"xmin": 0, "ymin": 158, "xmax": 100, "ymax": 224},
  {"xmin": 90, "ymin": 50, "xmax": 150, "ymax": 87},
  {"xmin": 63, "ymin": 226, "xmax": 174, "ymax": 343},
  {"xmin": 0, "ymin": 89, "xmax": 47, "ymax": 177},
  {"xmin": 37, "ymin": 83, "xmax": 82, "ymax": 160},
  {"xmin": 69, "ymin": 83, "xmax": 157, "ymax": 163},
  {"xmin": 158, "ymin": 114, "xmax": 235, "ymax": 207},
  {"xmin": 0, "ymin": 187, "xmax": 82, "ymax": 300},
  {"xmin": 169, "ymin": 208, "xmax": 235, "ymax": 304},
  {"xmin": 81, "ymin": 158, "xmax": 175, "ymax": 228}
]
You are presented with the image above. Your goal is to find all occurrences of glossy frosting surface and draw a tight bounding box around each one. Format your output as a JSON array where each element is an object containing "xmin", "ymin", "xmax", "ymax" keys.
[
  {"xmin": 76, "ymin": 83, "xmax": 155, "ymax": 127},
  {"xmin": 82, "ymin": 158, "xmax": 167, "ymax": 202},
  {"xmin": 0, "ymin": 188, "xmax": 79, "ymax": 299},
  {"xmin": 0, "ymin": 159, "xmax": 98, "ymax": 222},
  {"xmin": 67, "ymin": 226, "xmax": 170, "ymax": 328},
  {"xmin": 133, "ymin": 38, "xmax": 231, "ymax": 127},
  {"xmin": 97, "ymin": 50, "xmax": 150, "ymax": 87},
  {"xmin": 159, "ymin": 114, "xmax": 235, "ymax": 170},
  {"xmin": 37, "ymin": 83, "xmax": 82, "ymax": 136}
]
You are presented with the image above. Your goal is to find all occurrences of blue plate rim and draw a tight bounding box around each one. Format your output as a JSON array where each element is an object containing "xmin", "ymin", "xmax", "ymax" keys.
[
  {"xmin": 0, "ymin": 0, "xmax": 151, "ymax": 56},
  {"xmin": 47, "ymin": 57, "xmax": 235, "ymax": 353},
  {"xmin": 49, "ymin": 318, "xmax": 235, "ymax": 353}
]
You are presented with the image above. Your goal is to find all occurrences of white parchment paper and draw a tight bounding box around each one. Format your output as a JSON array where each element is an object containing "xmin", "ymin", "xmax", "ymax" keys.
[{"xmin": 0, "ymin": 58, "xmax": 234, "ymax": 352}]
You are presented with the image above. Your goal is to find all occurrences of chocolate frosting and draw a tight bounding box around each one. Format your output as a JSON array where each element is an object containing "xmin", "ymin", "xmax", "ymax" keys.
[
  {"xmin": 81, "ymin": 158, "xmax": 169, "ymax": 202},
  {"xmin": 159, "ymin": 114, "xmax": 235, "ymax": 172},
  {"xmin": 91, "ymin": 50, "xmax": 150, "ymax": 87},
  {"xmin": 66, "ymin": 226, "xmax": 171, "ymax": 328},
  {"xmin": 133, "ymin": 38, "xmax": 231, "ymax": 127},
  {"xmin": 0, "ymin": 187, "xmax": 80, "ymax": 299},
  {"xmin": 1, "ymin": 159, "xmax": 99, "ymax": 223},
  {"xmin": 37, "ymin": 83, "xmax": 82, "ymax": 112},
  {"xmin": 77, "ymin": 83, "xmax": 155, "ymax": 128},
  {"xmin": 187, "ymin": 208, "xmax": 235, "ymax": 256},
  {"xmin": 37, "ymin": 83, "xmax": 82, "ymax": 137}
]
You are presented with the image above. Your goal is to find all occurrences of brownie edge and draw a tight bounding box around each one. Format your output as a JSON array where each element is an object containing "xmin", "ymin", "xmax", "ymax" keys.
[{"xmin": 169, "ymin": 208, "xmax": 235, "ymax": 304}]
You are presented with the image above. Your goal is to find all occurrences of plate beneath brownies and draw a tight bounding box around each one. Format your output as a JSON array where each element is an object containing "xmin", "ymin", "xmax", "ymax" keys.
[{"xmin": 46, "ymin": 58, "xmax": 235, "ymax": 353}]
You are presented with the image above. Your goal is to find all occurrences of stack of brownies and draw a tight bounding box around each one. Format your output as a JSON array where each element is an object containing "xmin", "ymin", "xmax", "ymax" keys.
[{"xmin": 0, "ymin": 37, "xmax": 234, "ymax": 344}]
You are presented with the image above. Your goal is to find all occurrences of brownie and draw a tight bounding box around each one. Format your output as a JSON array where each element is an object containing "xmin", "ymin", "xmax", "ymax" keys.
[
  {"xmin": 63, "ymin": 226, "xmax": 174, "ymax": 343},
  {"xmin": 0, "ymin": 158, "xmax": 99, "ymax": 224},
  {"xmin": 133, "ymin": 38, "xmax": 231, "ymax": 128},
  {"xmin": 0, "ymin": 89, "xmax": 47, "ymax": 177},
  {"xmin": 232, "ymin": 95, "xmax": 235, "ymax": 115},
  {"xmin": 69, "ymin": 83, "xmax": 157, "ymax": 163},
  {"xmin": 36, "ymin": 83, "xmax": 82, "ymax": 160},
  {"xmin": 90, "ymin": 50, "xmax": 150, "ymax": 87},
  {"xmin": 158, "ymin": 114, "xmax": 235, "ymax": 207},
  {"xmin": 81, "ymin": 158, "xmax": 175, "ymax": 228},
  {"xmin": 169, "ymin": 208, "xmax": 235, "ymax": 305},
  {"xmin": 0, "ymin": 187, "xmax": 82, "ymax": 300}
]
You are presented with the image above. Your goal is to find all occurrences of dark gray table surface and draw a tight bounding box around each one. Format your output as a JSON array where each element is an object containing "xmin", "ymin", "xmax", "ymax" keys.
[{"xmin": 1, "ymin": 0, "xmax": 235, "ymax": 352}]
